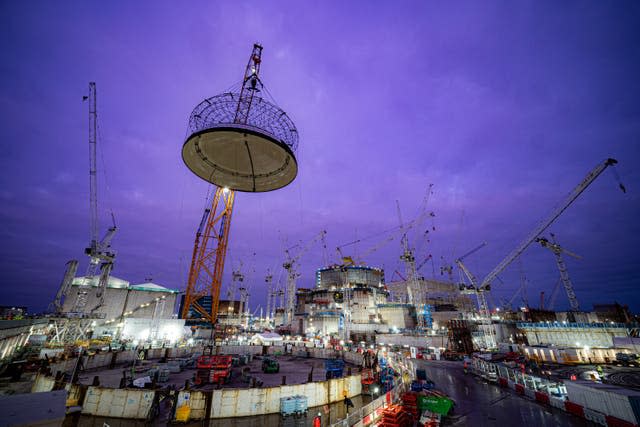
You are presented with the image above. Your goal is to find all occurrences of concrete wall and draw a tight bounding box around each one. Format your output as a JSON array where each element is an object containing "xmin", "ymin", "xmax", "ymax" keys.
[
  {"xmin": 31, "ymin": 373, "xmax": 57, "ymax": 392},
  {"xmin": 523, "ymin": 345, "xmax": 621, "ymax": 364},
  {"xmin": 211, "ymin": 375, "xmax": 360, "ymax": 418},
  {"xmin": 82, "ymin": 386, "xmax": 155, "ymax": 419},
  {"xmin": 375, "ymin": 333, "xmax": 448, "ymax": 349},
  {"xmin": 520, "ymin": 324, "xmax": 627, "ymax": 348}
]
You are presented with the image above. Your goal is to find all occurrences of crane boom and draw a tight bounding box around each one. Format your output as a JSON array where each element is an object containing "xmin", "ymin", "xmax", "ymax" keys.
[{"xmin": 480, "ymin": 158, "xmax": 621, "ymax": 288}]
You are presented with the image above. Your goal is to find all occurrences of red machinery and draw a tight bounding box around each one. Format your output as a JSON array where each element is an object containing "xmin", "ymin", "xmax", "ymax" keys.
[
  {"xmin": 361, "ymin": 368, "xmax": 379, "ymax": 395},
  {"xmin": 195, "ymin": 355, "xmax": 233, "ymax": 385}
]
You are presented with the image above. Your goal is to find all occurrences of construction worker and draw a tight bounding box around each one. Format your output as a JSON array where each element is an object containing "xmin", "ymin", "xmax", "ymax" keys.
[
  {"xmin": 343, "ymin": 388, "xmax": 354, "ymax": 410},
  {"xmin": 313, "ymin": 412, "xmax": 322, "ymax": 427}
]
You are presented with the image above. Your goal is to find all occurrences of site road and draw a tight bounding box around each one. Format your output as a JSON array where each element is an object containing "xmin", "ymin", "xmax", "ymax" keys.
[{"xmin": 415, "ymin": 360, "xmax": 594, "ymax": 427}]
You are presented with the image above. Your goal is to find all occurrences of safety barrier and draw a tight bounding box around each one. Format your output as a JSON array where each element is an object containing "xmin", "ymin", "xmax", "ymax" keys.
[
  {"xmin": 329, "ymin": 348, "xmax": 415, "ymax": 427},
  {"xmin": 81, "ymin": 386, "xmax": 155, "ymax": 419},
  {"xmin": 584, "ymin": 407, "xmax": 608, "ymax": 426}
]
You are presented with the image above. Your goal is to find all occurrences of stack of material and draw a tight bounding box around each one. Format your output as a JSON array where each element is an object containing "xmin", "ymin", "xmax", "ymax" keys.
[
  {"xmin": 280, "ymin": 395, "xmax": 308, "ymax": 417},
  {"xmin": 280, "ymin": 397, "xmax": 297, "ymax": 417},
  {"xmin": 401, "ymin": 391, "xmax": 419, "ymax": 422},
  {"xmin": 379, "ymin": 404, "xmax": 411, "ymax": 427}
]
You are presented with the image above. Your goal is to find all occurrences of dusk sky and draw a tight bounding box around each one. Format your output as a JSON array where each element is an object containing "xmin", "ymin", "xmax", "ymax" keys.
[{"xmin": 1, "ymin": 1, "xmax": 638, "ymax": 314}]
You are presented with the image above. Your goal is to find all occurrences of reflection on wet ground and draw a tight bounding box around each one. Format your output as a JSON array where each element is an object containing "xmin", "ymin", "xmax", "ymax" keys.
[{"xmin": 416, "ymin": 360, "xmax": 593, "ymax": 427}]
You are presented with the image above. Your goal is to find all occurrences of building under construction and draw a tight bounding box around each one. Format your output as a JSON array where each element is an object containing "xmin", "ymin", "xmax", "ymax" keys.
[{"xmin": 58, "ymin": 276, "xmax": 184, "ymax": 343}]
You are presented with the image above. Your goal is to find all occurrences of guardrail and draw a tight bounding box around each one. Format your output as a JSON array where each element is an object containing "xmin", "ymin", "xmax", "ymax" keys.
[{"xmin": 330, "ymin": 349, "xmax": 414, "ymax": 427}]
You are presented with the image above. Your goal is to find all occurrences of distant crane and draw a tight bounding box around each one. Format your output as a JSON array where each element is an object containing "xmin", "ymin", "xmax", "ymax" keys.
[
  {"xmin": 454, "ymin": 242, "xmax": 494, "ymax": 349},
  {"xmin": 265, "ymin": 272, "xmax": 274, "ymax": 323},
  {"xmin": 283, "ymin": 230, "xmax": 327, "ymax": 326},
  {"xmin": 335, "ymin": 185, "xmax": 434, "ymax": 267},
  {"xmin": 536, "ymin": 233, "xmax": 582, "ymax": 311},
  {"xmin": 546, "ymin": 278, "xmax": 563, "ymax": 311},
  {"xmin": 227, "ymin": 263, "xmax": 244, "ymax": 301},
  {"xmin": 479, "ymin": 158, "xmax": 624, "ymax": 292}
]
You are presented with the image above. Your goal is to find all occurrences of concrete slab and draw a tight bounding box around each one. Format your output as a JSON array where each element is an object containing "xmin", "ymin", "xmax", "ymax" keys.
[{"xmin": 76, "ymin": 355, "xmax": 357, "ymax": 390}]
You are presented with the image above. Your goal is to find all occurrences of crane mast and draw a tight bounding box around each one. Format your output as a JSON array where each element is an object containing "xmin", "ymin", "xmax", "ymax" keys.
[
  {"xmin": 536, "ymin": 234, "xmax": 581, "ymax": 312},
  {"xmin": 72, "ymin": 82, "xmax": 117, "ymax": 314},
  {"xmin": 454, "ymin": 242, "xmax": 494, "ymax": 349},
  {"xmin": 89, "ymin": 82, "xmax": 98, "ymax": 252},
  {"xmin": 265, "ymin": 273, "xmax": 274, "ymax": 323}
]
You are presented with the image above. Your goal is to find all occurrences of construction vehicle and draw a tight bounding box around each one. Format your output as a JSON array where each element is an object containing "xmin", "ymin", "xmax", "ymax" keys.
[
  {"xmin": 262, "ymin": 357, "xmax": 280, "ymax": 373},
  {"xmin": 324, "ymin": 359, "xmax": 345, "ymax": 378},
  {"xmin": 361, "ymin": 368, "xmax": 379, "ymax": 395},
  {"xmin": 195, "ymin": 355, "xmax": 233, "ymax": 385}
]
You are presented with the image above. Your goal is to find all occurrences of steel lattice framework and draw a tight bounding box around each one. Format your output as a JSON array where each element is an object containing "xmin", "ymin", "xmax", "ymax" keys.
[
  {"xmin": 181, "ymin": 187, "xmax": 235, "ymax": 324},
  {"xmin": 187, "ymin": 93, "xmax": 298, "ymax": 154}
]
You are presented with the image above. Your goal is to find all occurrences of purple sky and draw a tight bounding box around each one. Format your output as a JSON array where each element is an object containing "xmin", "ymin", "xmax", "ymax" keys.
[{"xmin": 1, "ymin": 2, "xmax": 639, "ymax": 314}]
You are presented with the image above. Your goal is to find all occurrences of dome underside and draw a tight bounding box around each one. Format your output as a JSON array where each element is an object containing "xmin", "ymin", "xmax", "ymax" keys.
[{"xmin": 182, "ymin": 128, "xmax": 297, "ymax": 192}]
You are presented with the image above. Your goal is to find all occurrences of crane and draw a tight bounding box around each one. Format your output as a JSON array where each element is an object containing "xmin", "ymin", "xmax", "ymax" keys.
[
  {"xmin": 335, "ymin": 186, "xmax": 433, "ymax": 267},
  {"xmin": 50, "ymin": 260, "xmax": 79, "ymax": 313},
  {"xmin": 283, "ymin": 230, "xmax": 327, "ymax": 326},
  {"xmin": 181, "ymin": 45, "xmax": 264, "ymax": 326},
  {"xmin": 227, "ymin": 262, "xmax": 244, "ymax": 301},
  {"xmin": 479, "ymin": 158, "xmax": 624, "ymax": 291},
  {"xmin": 64, "ymin": 82, "xmax": 118, "ymax": 315},
  {"xmin": 546, "ymin": 278, "xmax": 563, "ymax": 311},
  {"xmin": 264, "ymin": 272, "xmax": 274, "ymax": 323},
  {"xmin": 536, "ymin": 233, "xmax": 582, "ymax": 312},
  {"xmin": 454, "ymin": 242, "xmax": 494, "ymax": 349}
]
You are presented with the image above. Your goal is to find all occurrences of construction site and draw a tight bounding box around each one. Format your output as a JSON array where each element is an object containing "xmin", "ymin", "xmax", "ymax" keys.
[{"xmin": 0, "ymin": 7, "xmax": 638, "ymax": 426}]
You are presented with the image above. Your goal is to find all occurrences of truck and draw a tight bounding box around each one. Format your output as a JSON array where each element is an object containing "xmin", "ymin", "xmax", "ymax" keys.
[
  {"xmin": 195, "ymin": 355, "xmax": 233, "ymax": 385},
  {"xmin": 615, "ymin": 352, "xmax": 638, "ymax": 366}
]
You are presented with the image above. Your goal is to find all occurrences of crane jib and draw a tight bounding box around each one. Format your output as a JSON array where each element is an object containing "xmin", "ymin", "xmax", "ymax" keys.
[{"xmin": 480, "ymin": 157, "xmax": 622, "ymax": 288}]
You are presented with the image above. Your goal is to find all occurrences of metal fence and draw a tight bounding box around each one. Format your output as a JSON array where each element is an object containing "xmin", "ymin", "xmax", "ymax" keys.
[{"xmin": 330, "ymin": 353, "xmax": 411, "ymax": 427}]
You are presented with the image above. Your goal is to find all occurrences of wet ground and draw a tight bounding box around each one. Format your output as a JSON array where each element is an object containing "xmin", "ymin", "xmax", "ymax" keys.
[
  {"xmin": 546, "ymin": 363, "xmax": 640, "ymax": 390},
  {"xmin": 416, "ymin": 360, "xmax": 595, "ymax": 427}
]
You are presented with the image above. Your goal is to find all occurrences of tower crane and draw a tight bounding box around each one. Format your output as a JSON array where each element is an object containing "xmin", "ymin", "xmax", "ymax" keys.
[
  {"xmin": 479, "ymin": 158, "xmax": 624, "ymax": 291},
  {"xmin": 536, "ymin": 233, "xmax": 582, "ymax": 312},
  {"xmin": 283, "ymin": 230, "xmax": 327, "ymax": 326},
  {"xmin": 227, "ymin": 262, "xmax": 244, "ymax": 301},
  {"xmin": 72, "ymin": 83, "xmax": 118, "ymax": 315},
  {"xmin": 454, "ymin": 242, "xmax": 495, "ymax": 349},
  {"xmin": 51, "ymin": 83, "xmax": 118, "ymax": 316},
  {"xmin": 335, "ymin": 186, "xmax": 434, "ymax": 267},
  {"xmin": 265, "ymin": 272, "xmax": 274, "ymax": 323}
]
